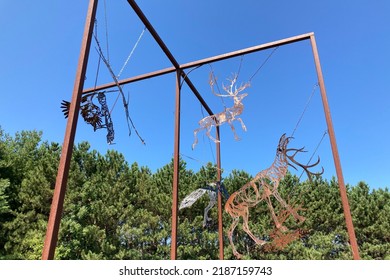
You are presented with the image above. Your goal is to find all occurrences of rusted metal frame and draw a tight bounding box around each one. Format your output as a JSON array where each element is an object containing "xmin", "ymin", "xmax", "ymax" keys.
[
  {"xmin": 171, "ymin": 70, "xmax": 182, "ymax": 260},
  {"xmin": 216, "ymin": 126, "xmax": 224, "ymax": 260},
  {"xmin": 309, "ymin": 34, "xmax": 360, "ymax": 260},
  {"xmin": 126, "ymin": 0, "xmax": 214, "ymax": 117},
  {"xmin": 42, "ymin": 0, "xmax": 98, "ymax": 260},
  {"xmin": 180, "ymin": 32, "xmax": 314, "ymax": 69},
  {"xmin": 83, "ymin": 32, "xmax": 314, "ymax": 97}
]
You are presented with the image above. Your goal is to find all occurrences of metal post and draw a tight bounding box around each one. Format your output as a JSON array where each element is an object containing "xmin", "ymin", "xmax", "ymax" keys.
[
  {"xmin": 310, "ymin": 34, "xmax": 360, "ymax": 260},
  {"xmin": 171, "ymin": 70, "xmax": 182, "ymax": 260},
  {"xmin": 42, "ymin": 0, "xmax": 98, "ymax": 260},
  {"xmin": 216, "ymin": 126, "xmax": 224, "ymax": 260}
]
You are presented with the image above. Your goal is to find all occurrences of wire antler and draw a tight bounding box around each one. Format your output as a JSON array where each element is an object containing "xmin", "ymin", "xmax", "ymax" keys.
[{"xmin": 286, "ymin": 147, "xmax": 324, "ymax": 181}]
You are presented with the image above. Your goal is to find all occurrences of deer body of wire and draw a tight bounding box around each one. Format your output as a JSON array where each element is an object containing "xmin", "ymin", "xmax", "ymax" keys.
[
  {"xmin": 192, "ymin": 74, "xmax": 249, "ymax": 149},
  {"xmin": 225, "ymin": 133, "xmax": 323, "ymax": 258},
  {"xmin": 179, "ymin": 182, "xmax": 229, "ymax": 228}
]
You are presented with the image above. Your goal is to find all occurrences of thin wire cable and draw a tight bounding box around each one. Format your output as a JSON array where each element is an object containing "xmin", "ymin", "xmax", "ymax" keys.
[
  {"xmin": 117, "ymin": 26, "xmax": 146, "ymax": 78},
  {"xmin": 208, "ymin": 64, "xmax": 225, "ymax": 106},
  {"xmin": 298, "ymin": 130, "xmax": 328, "ymax": 180},
  {"xmin": 103, "ymin": 0, "xmax": 110, "ymax": 63},
  {"xmin": 236, "ymin": 55, "xmax": 244, "ymax": 80},
  {"xmin": 290, "ymin": 83, "xmax": 319, "ymax": 137},
  {"xmin": 248, "ymin": 47, "xmax": 278, "ymax": 82},
  {"xmin": 93, "ymin": 31, "xmax": 145, "ymax": 144}
]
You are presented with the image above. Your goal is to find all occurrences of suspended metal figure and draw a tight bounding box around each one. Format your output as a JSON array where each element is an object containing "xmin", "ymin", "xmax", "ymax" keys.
[
  {"xmin": 60, "ymin": 91, "xmax": 115, "ymax": 144},
  {"xmin": 192, "ymin": 74, "xmax": 249, "ymax": 149},
  {"xmin": 179, "ymin": 182, "xmax": 229, "ymax": 227},
  {"xmin": 225, "ymin": 134, "xmax": 323, "ymax": 258}
]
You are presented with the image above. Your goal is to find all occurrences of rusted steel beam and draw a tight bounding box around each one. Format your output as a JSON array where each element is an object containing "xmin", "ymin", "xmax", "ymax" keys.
[
  {"xmin": 42, "ymin": 0, "xmax": 98, "ymax": 260},
  {"xmin": 171, "ymin": 70, "xmax": 182, "ymax": 260},
  {"xmin": 310, "ymin": 34, "xmax": 360, "ymax": 260},
  {"xmin": 83, "ymin": 32, "xmax": 314, "ymax": 102},
  {"xmin": 180, "ymin": 32, "xmax": 314, "ymax": 69},
  {"xmin": 126, "ymin": 0, "xmax": 214, "ymax": 117},
  {"xmin": 216, "ymin": 126, "xmax": 224, "ymax": 260},
  {"xmin": 83, "ymin": 66, "xmax": 177, "ymax": 94}
]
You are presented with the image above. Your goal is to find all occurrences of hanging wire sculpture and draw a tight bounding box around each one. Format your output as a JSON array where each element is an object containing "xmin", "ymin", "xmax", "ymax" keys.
[
  {"xmin": 179, "ymin": 182, "xmax": 229, "ymax": 228},
  {"xmin": 224, "ymin": 133, "xmax": 323, "ymax": 259},
  {"xmin": 192, "ymin": 73, "xmax": 249, "ymax": 149},
  {"xmin": 60, "ymin": 91, "xmax": 115, "ymax": 144},
  {"xmin": 93, "ymin": 29, "xmax": 145, "ymax": 145}
]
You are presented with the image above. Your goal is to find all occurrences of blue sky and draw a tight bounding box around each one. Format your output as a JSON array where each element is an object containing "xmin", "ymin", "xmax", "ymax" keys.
[{"xmin": 1, "ymin": 0, "xmax": 389, "ymax": 189}]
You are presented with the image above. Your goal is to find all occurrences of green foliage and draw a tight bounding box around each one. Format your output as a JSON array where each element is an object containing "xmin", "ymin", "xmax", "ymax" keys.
[{"xmin": 0, "ymin": 127, "xmax": 389, "ymax": 260}]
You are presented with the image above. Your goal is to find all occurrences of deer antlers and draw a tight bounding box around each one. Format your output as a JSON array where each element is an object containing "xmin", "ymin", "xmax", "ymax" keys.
[
  {"xmin": 286, "ymin": 147, "xmax": 324, "ymax": 181},
  {"xmin": 209, "ymin": 73, "xmax": 250, "ymax": 98}
]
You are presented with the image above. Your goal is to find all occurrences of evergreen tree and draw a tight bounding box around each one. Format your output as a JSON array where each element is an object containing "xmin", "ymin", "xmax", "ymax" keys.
[{"xmin": 1, "ymin": 127, "xmax": 389, "ymax": 260}]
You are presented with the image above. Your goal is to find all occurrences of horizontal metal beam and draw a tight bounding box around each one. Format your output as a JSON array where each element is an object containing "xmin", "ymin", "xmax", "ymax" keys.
[
  {"xmin": 181, "ymin": 32, "xmax": 314, "ymax": 69},
  {"xmin": 83, "ymin": 32, "xmax": 313, "ymax": 95}
]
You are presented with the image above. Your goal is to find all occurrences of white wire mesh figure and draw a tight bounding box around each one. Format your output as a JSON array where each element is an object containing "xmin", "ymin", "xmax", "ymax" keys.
[
  {"xmin": 179, "ymin": 182, "xmax": 229, "ymax": 227},
  {"xmin": 192, "ymin": 74, "xmax": 249, "ymax": 149}
]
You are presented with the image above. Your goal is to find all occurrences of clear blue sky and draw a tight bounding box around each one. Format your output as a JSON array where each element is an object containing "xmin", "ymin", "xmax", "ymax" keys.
[{"xmin": 1, "ymin": 0, "xmax": 389, "ymax": 189}]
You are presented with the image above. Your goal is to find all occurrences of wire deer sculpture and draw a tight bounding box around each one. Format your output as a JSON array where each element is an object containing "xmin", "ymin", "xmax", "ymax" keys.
[
  {"xmin": 225, "ymin": 133, "xmax": 323, "ymax": 258},
  {"xmin": 179, "ymin": 182, "xmax": 229, "ymax": 227},
  {"xmin": 192, "ymin": 74, "xmax": 249, "ymax": 149}
]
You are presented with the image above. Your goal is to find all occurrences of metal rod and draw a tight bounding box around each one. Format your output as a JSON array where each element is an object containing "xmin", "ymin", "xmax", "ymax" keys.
[
  {"xmin": 180, "ymin": 32, "xmax": 313, "ymax": 69},
  {"xmin": 126, "ymin": 0, "xmax": 214, "ymax": 117},
  {"xmin": 216, "ymin": 126, "xmax": 224, "ymax": 260},
  {"xmin": 310, "ymin": 34, "xmax": 360, "ymax": 260},
  {"xmin": 83, "ymin": 32, "xmax": 314, "ymax": 99},
  {"xmin": 171, "ymin": 70, "xmax": 181, "ymax": 260},
  {"xmin": 42, "ymin": 0, "xmax": 98, "ymax": 260}
]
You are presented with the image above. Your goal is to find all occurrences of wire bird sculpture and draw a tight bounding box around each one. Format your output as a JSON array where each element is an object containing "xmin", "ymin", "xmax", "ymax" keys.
[
  {"xmin": 179, "ymin": 182, "xmax": 229, "ymax": 227},
  {"xmin": 192, "ymin": 74, "xmax": 249, "ymax": 149},
  {"xmin": 61, "ymin": 91, "xmax": 114, "ymax": 144},
  {"xmin": 225, "ymin": 134, "xmax": 323, "ymax": 258}
]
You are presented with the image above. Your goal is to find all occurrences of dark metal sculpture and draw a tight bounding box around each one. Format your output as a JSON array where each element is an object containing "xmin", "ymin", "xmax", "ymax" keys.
[
  {"xmin": 225, "ymin": 134, "xmax": 323, "ymax": 258},
  {"xmin": 60, "ymin": 91, "xmax": 114, "ymax": 144}
]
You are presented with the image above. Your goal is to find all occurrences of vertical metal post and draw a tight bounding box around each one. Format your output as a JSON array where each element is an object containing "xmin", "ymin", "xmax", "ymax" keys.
[
  {"xmin": 310, "ymin": 34, "xmax": 360, "ymax": 260},
  {"xmin": 42, "ymin": 0, "xmax": 98, "ymax": 260},
  {"xmin": 216, "ymin": 126, "xmax": 224, "ymax": 260},
  {"xmin": 171, "ymin": 70, "xmax": 181, "ymax": 260}
]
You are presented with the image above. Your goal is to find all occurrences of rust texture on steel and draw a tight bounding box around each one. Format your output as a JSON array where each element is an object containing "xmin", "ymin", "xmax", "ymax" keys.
[
  {"xmin": 225, "ymin": 134, "xmax": 323, "ymax": 259},
  {"xmin": 170, "ymin": 70, "xmax": 181, "ymax": 260},
  {"xmin": 42, "ymin": 0, "xmax": 98, "ymax": 260},
  {"xmin": 216, "ymin": 126, "xmax": 224, "ymax": 260},
  {"xmin": 309, "ymin": 35, "xmax": 360, "ymax": 260},
  {"xmin": 192, "ymin": 73, "xmax": 249, "ymax": 149}
]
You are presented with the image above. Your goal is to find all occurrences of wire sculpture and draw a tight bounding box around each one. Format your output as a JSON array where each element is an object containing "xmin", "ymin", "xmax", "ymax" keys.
[
  {"xmin": 192, "ymin": 73, "xmax": 249, "ymax": 149},
  {"xmin": 179, "ymin": 182, "xmax": 229, "ymax": 228},
  {"xmin": 60, "ymin": 91, "xmax": 115, "ymax": 144},
  {"xmin": 224, "ymin": 133, "xmax": 323, "ymax": 258}
]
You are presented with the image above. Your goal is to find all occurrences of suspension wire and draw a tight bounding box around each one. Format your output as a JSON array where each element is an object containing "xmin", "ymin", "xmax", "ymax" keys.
[
  {"xmin": 179, "ymin": 64, "xmax": 203, "ymax": 88},
  {"xmin": 290, "ymin": 83, "xmax": 319, "ymax": 138},
  {"xmin": 93, "ymin": 30, "xmax": 146, "ymax": 145},
  {"xmin": 93, "ymin": 53, "xmax": 101, "ymax": 91},
  {"xmin": 208, "ymin": 63, "xmax": 226, "ymax": 108},
  {"xmin": 286, "ymin": 129, "xmax": 328, "ymax": 203},
  {"xmin": 248, "ymin": 47, "xmax": 278, "ymax": 82},
  {"xmin": 103, "ymin": 0, "xmax": 110, "ymax": 63},
  {"xmin": 298, "ymin": 129, "xmax": 328, "ymax": 180},
  {"xmin": 117, "ymin": 26, "xmax": 146, "ymax": 78},
  {"xmin": 236, "ymin": 55, "xmax": 244, "ymax": 80}
]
